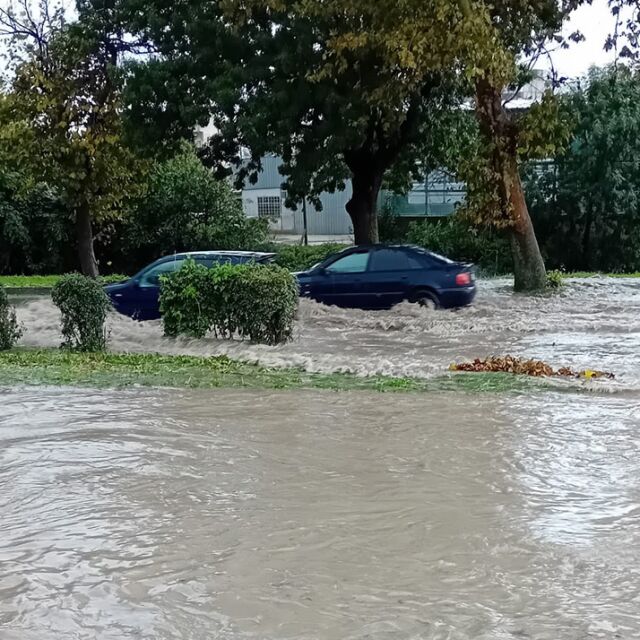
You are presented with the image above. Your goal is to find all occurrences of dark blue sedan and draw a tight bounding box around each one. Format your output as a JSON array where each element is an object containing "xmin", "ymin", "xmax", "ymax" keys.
[
  {"xmin": 104, "ymin": 251, "xmax": 275, "ymax": 320},
  {"xmin": 295, "ymin": 245, "xmax": 476, "ymax": 310}
]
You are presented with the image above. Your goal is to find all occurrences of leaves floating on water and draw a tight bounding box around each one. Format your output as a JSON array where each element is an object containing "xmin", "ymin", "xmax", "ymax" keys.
[{"xmin": 450, "ymin": 357, "xmax": 615, "ymax": 380}]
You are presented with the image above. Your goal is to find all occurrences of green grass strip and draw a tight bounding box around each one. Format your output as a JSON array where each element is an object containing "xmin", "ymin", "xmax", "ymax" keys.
[{"xmin": 0, "ymin": 348, "xmax": 552, "ymax": 394}]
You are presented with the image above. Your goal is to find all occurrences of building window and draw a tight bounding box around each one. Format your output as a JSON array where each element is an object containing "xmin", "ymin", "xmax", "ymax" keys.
[{"xmin": 257, "ymin": 196, "xmax": 281, "ymax": 219}]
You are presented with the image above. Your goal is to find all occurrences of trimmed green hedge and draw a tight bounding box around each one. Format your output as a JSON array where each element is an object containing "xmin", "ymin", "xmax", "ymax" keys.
[
  {"xmin": 51, "ymin": 274, "xmax": 112, "ymax": 351},
  {"xmin": 159, "ymin": 260, "xmax": 298, "ymax": 345},
  {"xmin": 0, "ymin": 285, "xmax": 22, "ymax": 350}
]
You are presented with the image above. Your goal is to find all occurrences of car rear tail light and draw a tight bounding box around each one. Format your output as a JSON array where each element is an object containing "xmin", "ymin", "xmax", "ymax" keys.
[{"xmin": 456, "ymin": 272, "xmax": 472, "ymax": 286}]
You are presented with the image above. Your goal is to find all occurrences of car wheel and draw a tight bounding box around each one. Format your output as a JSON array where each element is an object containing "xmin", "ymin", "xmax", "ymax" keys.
[{"xmin": 412, "ymin": 290, "xmax": 440, "ymax": 310}]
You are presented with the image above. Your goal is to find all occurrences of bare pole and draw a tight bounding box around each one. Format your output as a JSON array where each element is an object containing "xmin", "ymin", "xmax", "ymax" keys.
[{"xmin": 302, "ymin": 197, "xmax": 309, "ymax": 246}]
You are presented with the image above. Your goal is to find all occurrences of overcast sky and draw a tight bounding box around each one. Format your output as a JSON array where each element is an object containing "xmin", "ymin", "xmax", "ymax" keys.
[{"xmin": 548, "ymin": 0, "xmax": 631, "ymax": 78}]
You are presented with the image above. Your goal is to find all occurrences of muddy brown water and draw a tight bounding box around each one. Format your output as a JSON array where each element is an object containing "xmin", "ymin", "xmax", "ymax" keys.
[
  {"xmin": 3, "ymin": 277, "xmax": 640, "ymax": 638},
  {"xmin": 1, "ymin": 388, "xmax": 640, "ymax": 639},
  {"xmin": 12, "ymin": 277, "xmax": 640, "ymax": 387}
]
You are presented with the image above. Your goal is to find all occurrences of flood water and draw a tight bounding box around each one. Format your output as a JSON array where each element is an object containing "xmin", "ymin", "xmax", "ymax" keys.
[
  {"xmin": 2, "ymin": 387, "xmax": 640, "ymax": 639},
  {"xmin": 13, "ymin": 276, "xmax": 640, "ymax": 388},
  {"xmin": 3, "ymin": 277, "xmax": 640, "ymax": 638}
]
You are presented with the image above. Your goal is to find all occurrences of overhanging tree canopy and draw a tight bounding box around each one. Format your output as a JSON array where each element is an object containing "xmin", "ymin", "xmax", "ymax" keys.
[{"xmin": 122, "ymin": 0, "xmax": 494, "ymax": 244}]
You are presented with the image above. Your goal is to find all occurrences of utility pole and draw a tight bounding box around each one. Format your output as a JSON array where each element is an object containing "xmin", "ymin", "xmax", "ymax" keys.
[{"xmin": 302, "ymin": 197, "xmax": 309, "ymax": 246}]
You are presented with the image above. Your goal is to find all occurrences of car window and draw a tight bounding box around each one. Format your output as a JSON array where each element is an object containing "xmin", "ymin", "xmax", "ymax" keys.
[
  {"xmin": 326, "ymin": 251, "xmax": 370, "ymax": 274},
  {"xmin": 140, "ymin": 259, "xmax": 187, "ymax": 286},
  {"xmin": 407, "ymin": 253, "xmax": 426, "ymax": 269},
  {"xmin": 208, "ymin": 255, "xmax": 264, "ymax": 265},
  {"xmin": 200, "ymin": 256, "xmax": 235, "ymax": 267},
  {"xmin": 370, "ymin": 249, "xmax": 415, "ymax": 272}
]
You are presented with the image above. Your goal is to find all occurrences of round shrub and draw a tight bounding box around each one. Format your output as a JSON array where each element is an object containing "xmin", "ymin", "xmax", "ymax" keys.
[
  {"xmin": 0, "ymin": 285, "xmax": 22, "ymax": 350},
  {"xmin": 158, "ymin": 260, "xmax": 215, "ymax": 338},
  {"xmin": 159, "ymin": 260, "xmax": 299, "ymax": 345},
  {"xmin": 51, "ymin": 273, "xmax": 112, "ymax": 351},
  {"xmin": 231, "ymin": 265, "xmax": 299, "ymax": 345},
  {"xmin": 546, "ymin": 269, "xmax": 565, "ymax": 290}
]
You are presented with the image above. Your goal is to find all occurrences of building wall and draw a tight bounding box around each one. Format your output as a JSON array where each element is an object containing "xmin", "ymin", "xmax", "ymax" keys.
[
  {"xmin": 240, "ymin": 154, "xmax": 463, "ymax": 237},
  {"xmin": 240, "ymin": 156, "xmax": 354, "ymax": 236}
]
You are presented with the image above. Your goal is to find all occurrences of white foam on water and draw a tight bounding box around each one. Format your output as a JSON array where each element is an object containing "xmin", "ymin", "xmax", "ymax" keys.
[{"xmin": 14, "ymin": 276, "xmax": 640, "ymax": 387}]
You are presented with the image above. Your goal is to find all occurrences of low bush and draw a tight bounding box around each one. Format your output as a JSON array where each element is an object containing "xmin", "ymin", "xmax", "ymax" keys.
[
  {"xmin": 274, "ymin": 244, "xmax": 348, "ymax": 272},
  {"xmin": 158, "ymin": 260, "xmax": 215, "ymax": 339},
  {"xmin": 546, "ymin": 269, "xmax": 564, "ymax": 290},
  {"xmin": 160, "ymin": 260, "xmax": 298, "ymax": 345},
  {"xmin": 0, "ymin": 285, "xmax": 22, "ymax": 350},
  {"xmin": 406, "ymin": 216, "xmax": 512, "ymax": 275},
  {"xmin": 51, "ymin": 273, "xmax": 112, "ymax": 351}
]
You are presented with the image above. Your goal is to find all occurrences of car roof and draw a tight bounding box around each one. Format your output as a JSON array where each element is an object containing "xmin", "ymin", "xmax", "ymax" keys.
[
  {"xmin": 161, "ymin": 250, "xmax": 276, "ymax": 260},
  {"xmin": 333, "ymin": 244, "xmax": 421, "ymax": 253}
]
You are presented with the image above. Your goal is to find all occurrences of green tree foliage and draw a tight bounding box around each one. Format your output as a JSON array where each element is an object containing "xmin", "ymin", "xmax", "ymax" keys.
[
  {"xmin": 121, "ymin": 0, "xmax": 483, "ymax": 245},
  {"xmin": 120, "ymin": 146, "xmax": 269, "ymax": 270},
  {"xmin": 0, "ymin": 0, "xmax": 145, "ymax": 277},
  {"xmin": 525, "ymin": 66, "xmax": 640, "ymax": 272},
  {"xmin": 0, "ymin": 170, "xmax": 71, "ymax": 274}
]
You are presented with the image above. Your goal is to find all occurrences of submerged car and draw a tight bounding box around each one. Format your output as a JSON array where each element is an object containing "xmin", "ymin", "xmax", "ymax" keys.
[
  {"xmin": 295, "ymin": 245, "xmax": 476, "ymax": 310},
  {"xmin": 105, "ymin": 251, "xmax": 275, "ymax": 320}
]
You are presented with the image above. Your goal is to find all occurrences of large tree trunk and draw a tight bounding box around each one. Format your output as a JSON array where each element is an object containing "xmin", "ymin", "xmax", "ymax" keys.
[
  {"xmin": 345, "ymin": 164, "xmax": 383, "ymax": 244},
  {"xmin": 504, "ymin": 157, "xmax": 547, "ymax": 291},
  {"xmin": 475, "ymin": 79, "xmax": 547, "ymax": 292},
  {"xmin": 76, "ymin": 202, "xmax": 99, "ymax": 278},
  {"xmin": 342, "ymin": 95, "xmax": 426, "ymax": 245}
]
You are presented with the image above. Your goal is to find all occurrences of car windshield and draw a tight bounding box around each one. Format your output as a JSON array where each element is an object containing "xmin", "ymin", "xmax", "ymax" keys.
[{"xmin": 139, "ymin": 259, "xmax": 188, "ymax": 286}]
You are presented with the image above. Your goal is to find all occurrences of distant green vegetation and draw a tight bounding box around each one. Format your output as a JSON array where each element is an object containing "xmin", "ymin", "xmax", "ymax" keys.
[
  {"xmin": 273, "ymin": 244, "xmax": 349, "ymax": 272},
  {"xmin": 0, "ymin": 349, "xmax": 553, "ymax": 394},
  {"xmin": 0, "ymin": 274, "xmax": 127, "ymax": 288}
]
